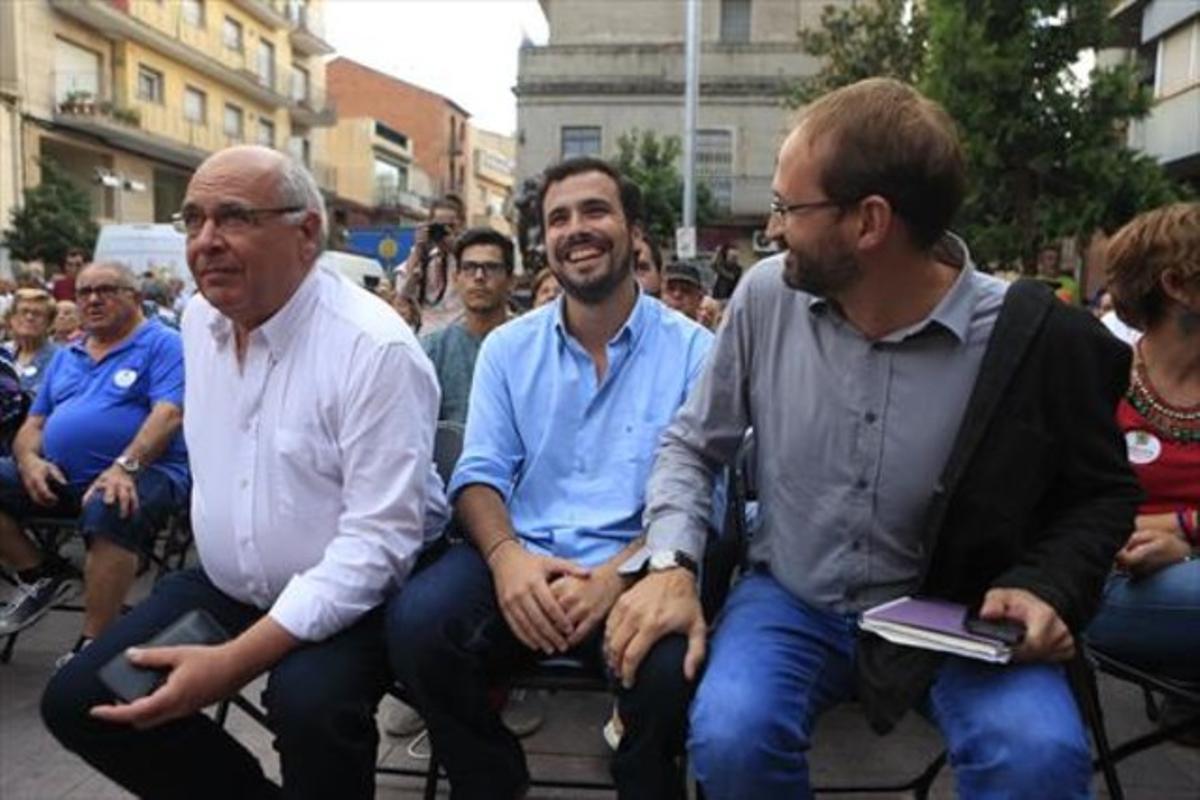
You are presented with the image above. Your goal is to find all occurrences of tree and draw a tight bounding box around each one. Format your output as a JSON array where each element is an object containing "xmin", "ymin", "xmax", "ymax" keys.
[
  {"xmin": 3, "ymin": 159, "xmax": 98, "ymax": 269},
  {"xmin": 787, "ymin": 0, "xmax": 1189, "ymax": 268},
  {"xmin": 611, "ymin": 130, "xmax": 716, "ymax": 248}
]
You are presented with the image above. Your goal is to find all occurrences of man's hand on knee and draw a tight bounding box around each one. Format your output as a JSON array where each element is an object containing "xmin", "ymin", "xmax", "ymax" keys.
[
  {"xmin": 83, "ymin": 467, "xmax": 141, "ymax": 519},
  {"xmin": 979, "ymin": 587, "xmax": 1074, "ymax": 663},
  {"xmin": 489, "ymin": 542, "xmax": 589, "ymax": 655},
  {"xmin": 604, "ymin": 569, "xmax": 706, "ymax": 689},
  {"xmin": 90, "ymin": 643, "xmax": 244, "ymax": 729}
]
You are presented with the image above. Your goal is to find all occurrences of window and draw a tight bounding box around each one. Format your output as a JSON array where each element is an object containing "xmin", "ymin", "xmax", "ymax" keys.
[
  {"xmin": 222, "ymin": 16, "xmax": 243, "ymax": 52},
  {"xmin": 181, "ymin": 0, "xmax": 204, "ymax": 28},
  {"xmin": 289, "ymin": 135, "xmax": 311, "ymax": 166},
  {"xmin": 136, "ymin": 65, "xmax": 164, "ymax": 104},
  {"xmin": 1156, "ymin": 20, "xmax": 1199, "ymax": 97},
  {"xmin": 257, "ymin": 40, "xmax": 275, "ymax": 88},
  {"xmin": 720, "ymin": 0, "xmax": 751, "ymax": 44},
  {"xmin": 53, "ymin": 38, "xmax": 101, "ymax": 104},
  {"xmin": 697, "ymin": 128, "xmax": 734, "ymax": 213},
  {"xmin": 223, "ymin": 103, "xmax": 244, "ymax": 140},
  {"xmin": 258, "ymin": 117, "xmax": 276, "ymax": 148},
  {"xmin": 374, "ymin": 157, "xmax": 409, "ymax": 204},
  {"xmin": 561, "ymin": 126, "xmax": 601, "ymax": 159},
  {"xmin": 183, "ymin": 86, "xmax": 206, "ymax": 123},
  {"xmin": 291, "ymin": 64, "xmax": 310, "ymax": 104}
]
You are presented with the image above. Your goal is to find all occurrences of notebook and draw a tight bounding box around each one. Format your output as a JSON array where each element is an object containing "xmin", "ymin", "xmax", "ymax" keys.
[{"xmin": 859, "ymin": 596, "xmax": 1013, "ymax": 664}]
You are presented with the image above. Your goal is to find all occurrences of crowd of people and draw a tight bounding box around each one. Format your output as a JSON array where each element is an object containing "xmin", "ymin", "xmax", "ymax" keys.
[{"xmin": 0, "ymin": 75, "xmax": 1194, "ymax": 800}]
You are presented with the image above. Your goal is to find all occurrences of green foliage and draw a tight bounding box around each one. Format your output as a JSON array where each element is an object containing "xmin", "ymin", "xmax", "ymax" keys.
[
  {"xmin": 787, "ymin": 0, "xmax": 1189, "ymax": 267},
  {"xmin": 2, "ymin": 159, "xmax": 98, "ymax": 268},
  {"xmin": 612, "ymin": 129, "xmax": 716, "ymax": 246},
  {"xmin": 788, "ymin": 0, "xmax": 928, "ymax": 106}
]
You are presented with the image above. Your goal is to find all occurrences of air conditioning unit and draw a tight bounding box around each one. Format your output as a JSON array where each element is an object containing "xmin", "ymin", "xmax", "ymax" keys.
[{"xmin": 752, "ymin": 229, "xmax": 780, "ymax": 254}]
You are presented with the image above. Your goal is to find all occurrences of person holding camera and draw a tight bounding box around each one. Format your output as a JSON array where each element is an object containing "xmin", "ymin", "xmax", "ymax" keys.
[{"xmin": 400, "ymin": 194, "xmax": 467, "ymax": 333}]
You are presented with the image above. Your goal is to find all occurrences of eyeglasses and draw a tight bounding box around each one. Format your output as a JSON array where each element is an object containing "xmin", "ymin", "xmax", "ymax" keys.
[
  {"xmin": 76, "ymin": 284, "xmax": 133, "ymax": 300},
  {"xmin": 172, "ymin": 204, "xmax": 304, "ymax": 236},
  {"xmin": 458, "ymin": 261, "xmax": 509, "ymax": 278},
  {"xmin": 770, "ymin": 197, "xmax": 844, "ymax": 217}
]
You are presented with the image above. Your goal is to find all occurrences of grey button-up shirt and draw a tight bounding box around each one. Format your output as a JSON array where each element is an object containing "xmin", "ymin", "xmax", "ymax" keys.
[{"xmin": 644, "ymin": 237, "xmax": 1009, "ymax": 612}]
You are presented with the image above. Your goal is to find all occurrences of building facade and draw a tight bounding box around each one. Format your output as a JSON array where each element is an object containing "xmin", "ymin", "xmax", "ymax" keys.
[
  {"xmin": 0, "ymin": 0, "xmax": 336, "ymax": 238},
  {"xmin": 515, "ymin": 0, "xmax": 833, "ymax": 257},
  {"xmin": 467, "ymin": 126, "xmax": 517, "ymax": 235},
  {"xmin": 1111, "ymin": 0, "xmax": 1200, "ymax": 190},
  {"xmin": 325, "ymin": 114, "xmax": 434, "ymax": 226}
]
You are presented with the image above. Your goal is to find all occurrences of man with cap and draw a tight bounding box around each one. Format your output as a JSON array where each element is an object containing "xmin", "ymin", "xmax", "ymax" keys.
[{"xmin": 660, "ymin": 262, "xmax": 705, "ymax": 321}]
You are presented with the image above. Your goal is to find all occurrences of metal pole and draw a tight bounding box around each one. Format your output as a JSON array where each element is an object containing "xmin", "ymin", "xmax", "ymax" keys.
[{"xmin": 682, "ymin": 0, "xmax": 700, "ymax": 229}]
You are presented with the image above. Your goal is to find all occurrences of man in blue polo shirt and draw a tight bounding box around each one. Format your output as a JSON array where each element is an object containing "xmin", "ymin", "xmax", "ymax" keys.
[
  {"xmin": 388, "ymin": 157, "xmax": 714, "ymax": 800},
  {"xmin": 0, "ymin": 261, "xmax": 189, "ymax": 663}
]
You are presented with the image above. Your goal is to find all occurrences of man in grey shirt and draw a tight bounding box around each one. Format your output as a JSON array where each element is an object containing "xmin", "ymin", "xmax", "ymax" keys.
[
  {"xmin": 604, "ymin": 79, "xmax": 1137, "ymax": 799},
  {"xmin": 421, "ymin": 227, "xmax": 514, "ymax": 425}
]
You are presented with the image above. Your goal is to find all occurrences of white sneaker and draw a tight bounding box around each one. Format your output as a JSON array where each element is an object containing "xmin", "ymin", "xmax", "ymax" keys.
[{"xmin": 383, "ymin": 696, "xmax": 426, "ymax": 737}]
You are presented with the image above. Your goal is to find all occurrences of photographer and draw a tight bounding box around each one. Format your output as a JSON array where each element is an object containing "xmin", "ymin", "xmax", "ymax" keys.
[{"xmin": 400, "ymin": 195, "xmax": 466, "ymax": 333}]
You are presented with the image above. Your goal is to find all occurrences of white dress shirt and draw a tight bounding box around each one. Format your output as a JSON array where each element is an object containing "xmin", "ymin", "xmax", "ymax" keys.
[{"xmin": 182, "ymin": 263, "xmax": 448, "ymax": 641}]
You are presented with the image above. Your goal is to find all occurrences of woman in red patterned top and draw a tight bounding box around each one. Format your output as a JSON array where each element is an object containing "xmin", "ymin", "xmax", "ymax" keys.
[{"xmin": 1088, "ymin": 203, "xmax": 1199, "ymax": 683}]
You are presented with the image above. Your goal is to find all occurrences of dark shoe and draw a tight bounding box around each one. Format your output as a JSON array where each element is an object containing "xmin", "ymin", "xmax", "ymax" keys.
[
  {"xmin": 1160, "ymin": 697, "xmax": 1200, "ymax": 748},
  {"xmin": 0, "ymin": 573, "xmax": 80, "ymax": 636}
]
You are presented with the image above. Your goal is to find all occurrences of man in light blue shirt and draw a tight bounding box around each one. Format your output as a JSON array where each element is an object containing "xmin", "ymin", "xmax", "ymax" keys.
[{"xmin": 388, "ymin": 157, "xmax": 712, "ymax": 800}]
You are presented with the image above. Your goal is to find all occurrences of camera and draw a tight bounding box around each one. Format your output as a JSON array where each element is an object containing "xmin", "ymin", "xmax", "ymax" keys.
[{"xmin": 428, "ymin": 222, "xmax": 449, "ymax": 243}]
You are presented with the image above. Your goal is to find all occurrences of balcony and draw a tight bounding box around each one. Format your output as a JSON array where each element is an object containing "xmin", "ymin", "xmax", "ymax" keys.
[
  {"xmin": 289, "ymin": 82, "xmax": 336, "ymax": 128},
  {"xmin": 49, "ymin": 0, "xmax": 291, "ymax": 108},
  {"xmin": 286, "ymin": 2, "xmax": 335, "ymax": 56},
  {"xmin": 230, "ymin": 0, "xmax": 290, "ymax": 30},
  {"xmin": 50, "ymin": 73, "xmax": 218, "ymax": 168},
  {"xmin": 1128, "ymin": 84, "xmax": 1200, "ymax": 171},
  {"xmin": 374, "ymin": 183, "xmax": 431, "ymax": 216}
]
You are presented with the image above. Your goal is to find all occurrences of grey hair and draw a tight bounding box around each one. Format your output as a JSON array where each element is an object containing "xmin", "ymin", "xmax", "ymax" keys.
[
  {"xmin": 276, "ymin": 156, "xmax": 328, "ymax": 248},
  {"xmin": 82, "ymin": 260, "xmax": 140, "ymax": 290}
]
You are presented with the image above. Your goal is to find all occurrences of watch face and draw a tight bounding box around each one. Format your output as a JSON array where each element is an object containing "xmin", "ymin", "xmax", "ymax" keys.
[{"xmin": 649, "ymin": 551, "xmax": 676, "ymax": 571}]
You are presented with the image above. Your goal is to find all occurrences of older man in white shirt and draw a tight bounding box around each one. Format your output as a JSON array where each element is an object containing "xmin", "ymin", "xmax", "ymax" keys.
[{"xmin": 42, "ymin": 145, "xmax": 447, "ymax": 800}]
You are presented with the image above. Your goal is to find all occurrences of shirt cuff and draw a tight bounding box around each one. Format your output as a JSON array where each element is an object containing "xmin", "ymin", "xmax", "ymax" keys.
[
  {"xmin": 644, "ymin": 511, "xmax": 707, "ymax": 564},
  {"xmin": 268, "ymin": 574, "xmax": 364, "ymax": 642}
]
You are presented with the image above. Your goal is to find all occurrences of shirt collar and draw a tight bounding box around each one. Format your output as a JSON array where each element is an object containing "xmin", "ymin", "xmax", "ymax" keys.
[
  {"xmin": 553, "ymin": 284, "xmax": 650, "ymax": 350},
  {"xmin": 807, "ymin": 233, "xmax": 978, "ymax": 344},
  {"xmin": 206, "ymin": 265, "xmax": 320, "ymax": 360},
  {"xmin": 71, "ymin": 319, "xmax": 150, "ymax": 358}
]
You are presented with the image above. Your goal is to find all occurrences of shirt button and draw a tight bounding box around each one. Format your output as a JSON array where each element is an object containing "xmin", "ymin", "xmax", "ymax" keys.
[{"xmin": 864, "ymin": 412, "xmax": 878, "ymax": 424}]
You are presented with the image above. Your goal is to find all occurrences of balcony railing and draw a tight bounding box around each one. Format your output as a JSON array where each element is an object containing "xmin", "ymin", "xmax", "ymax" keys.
[
  {"xmin": 289, "ymin": 81, "xmax": 336, "ymax": 127},
  {"xmin": 285, "ymin": 1, "xmax": 334, "ymax": 56}
]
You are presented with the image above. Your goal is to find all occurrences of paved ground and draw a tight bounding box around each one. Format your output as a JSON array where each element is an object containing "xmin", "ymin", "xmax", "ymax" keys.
[{"xmin": 2, "ymin": 562, "xmax": 1198, "ymax": 799}]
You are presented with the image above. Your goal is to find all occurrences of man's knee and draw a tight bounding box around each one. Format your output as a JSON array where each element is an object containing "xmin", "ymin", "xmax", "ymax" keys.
[
  {"xmin": 622, "ymin": 634, "xmax": 690, "ymax": 714},
  {"xmin": 41, "ymin": 654, "xmax": 105, "ymax": 750}
]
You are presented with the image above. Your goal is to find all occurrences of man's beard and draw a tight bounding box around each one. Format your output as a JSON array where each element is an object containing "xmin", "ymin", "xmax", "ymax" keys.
[
  {"xmin": 782, "ymin": 235, "xmax": 861, "ymax": 297},
  {"xmin": 551, "ymin": 233, "xmax": 633, "ymax": 306}
]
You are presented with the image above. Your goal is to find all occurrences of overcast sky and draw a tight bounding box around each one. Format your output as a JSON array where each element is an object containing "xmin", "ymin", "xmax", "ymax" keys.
[{"xmin": 324, "ymin": 1, "xmax": 549, "ymax": 135}]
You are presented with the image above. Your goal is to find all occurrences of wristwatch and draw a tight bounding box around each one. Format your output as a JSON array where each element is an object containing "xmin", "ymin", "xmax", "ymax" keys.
[
  {"xmin": 648, "ymin": 550, "xmax": 698, "ymax": 575},
  {"xmin": 115, "ymin": 455, "xmax": 141, "ymax": 475}
]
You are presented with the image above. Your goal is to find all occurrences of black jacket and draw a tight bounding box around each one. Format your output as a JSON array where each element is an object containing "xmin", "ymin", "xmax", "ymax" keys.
[{"xmin": 856, "ymin": 279, "xmax": 1142, "ymax": 732}]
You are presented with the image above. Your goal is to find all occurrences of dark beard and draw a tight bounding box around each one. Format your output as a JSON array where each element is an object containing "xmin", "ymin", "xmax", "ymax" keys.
[
  {"xmin": 782, "ymin": 247, "xmax": 861, "ymax": 296},
  {"xmin": 553, "ymin": 240, "xmax": 633, "ymax": 306}
]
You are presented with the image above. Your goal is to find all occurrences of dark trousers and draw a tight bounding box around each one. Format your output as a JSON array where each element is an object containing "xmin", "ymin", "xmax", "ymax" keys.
[
  {"xmin": 386, "ymin": 543, "xmax": 691, "ymax": 800},
  {"xmin": 41, "ymin": 567, "xmax": 390, "ymax": 800}
]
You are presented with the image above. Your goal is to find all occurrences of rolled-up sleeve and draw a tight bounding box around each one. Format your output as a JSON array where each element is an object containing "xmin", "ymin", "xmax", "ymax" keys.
[
  {"xmin": 446, "ymin": 333, "xmax": 524, "ymax": 503},
  {"xmin": 269, "ymin": 341, "xmax": 441, "ymax": 641}
]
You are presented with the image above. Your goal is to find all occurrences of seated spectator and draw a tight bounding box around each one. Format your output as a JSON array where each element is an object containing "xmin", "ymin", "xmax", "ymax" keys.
[
  {"xmin": 388, "ymin": 156, "xmax": 713, "ymax": 800},
  {"xmin": 3, "ymin": 288, "xmax": 59, "ymax": 397},
  {"xmin": 633, "ymin": 228, "xmax": 663, "ymax": 298},
  {"xmin": 53, "ymin": 300, "xmax": 84, "ymax": 344},
  {"xmin": 52, "ymin": 248, "xmax": 85, "ymax": 302},
  {"xmin": 697, "ymin": 296, "xmax": 723, "ymax": 331},
  {"xmin": 1088, "ymin": 202, "xmax": 1200, "ymax": 684},
  {"xmin": 661, "ymin": 262, "xmax": 705, "ymax": 320},
  {"xmin": 531, "ymin": 267, "xmax": 561, "ymax": 308},
  {"xmin": 0, "ymin": 262, "xmax": 189, "ymax": 664},
  {"xmin": 41, "ymin": 145, "xmax": 446, "ymax": 798},
  {"xmin": 421, "ymin": 227, "xmax": 515, "ymax": 426}
]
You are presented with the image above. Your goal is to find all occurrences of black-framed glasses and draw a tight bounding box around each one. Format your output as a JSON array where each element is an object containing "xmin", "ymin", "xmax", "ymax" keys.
[
  {"xmin": 172, "ymin": 204, "xmax": 304, "ymax": 236},
  {"xmin": 76, "ymin": 283, "xmax": 134, "ymax": 300},
  {"xmin": 770, "ymin": 197, "xmax": 844, "ymax": 217},
  {"xmin": 458, "ymin": 261, "xmax": 509, "ymax": 278}
]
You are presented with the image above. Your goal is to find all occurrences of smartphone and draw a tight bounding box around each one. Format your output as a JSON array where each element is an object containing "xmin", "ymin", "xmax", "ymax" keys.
[
  {"xmin": 964, "ymin": 613, "xmax": 1026, "ymax": 646},
  {"xmin": 98, "ymin": 609, "xmax": 230, "ymax": 703}
]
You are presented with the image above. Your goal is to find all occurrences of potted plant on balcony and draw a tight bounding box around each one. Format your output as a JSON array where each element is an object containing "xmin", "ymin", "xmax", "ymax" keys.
[{"xmin": 59, "ymin": 90, "xmax": 96, "ymax": 115}]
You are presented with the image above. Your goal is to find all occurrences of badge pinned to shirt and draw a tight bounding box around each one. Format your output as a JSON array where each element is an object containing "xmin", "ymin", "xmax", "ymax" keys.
[
  {"xmin": 113, "ymin": 368, "xmax": 139, "ymax": 389},
  {"xmin": 21, "ymin": 365, "xmax": 37, "ymax": 378},
  {"xmin": 1125, "ymin": 430, "xmax": 1161, "ymax": 465}
]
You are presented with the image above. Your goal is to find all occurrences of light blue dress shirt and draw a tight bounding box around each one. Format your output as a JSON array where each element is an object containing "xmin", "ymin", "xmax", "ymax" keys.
[{"xmin": 449, "ymin": 292, "xmax": 713, "ymax": 567}]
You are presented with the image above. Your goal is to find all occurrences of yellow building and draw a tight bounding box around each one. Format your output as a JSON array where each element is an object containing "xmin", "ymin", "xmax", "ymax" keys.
[
  {"xmin": 0, "ymin": 0, "xmax": 336, "ymax": 232},
  {"xmin": 325, "ymin": 115, "xmax": 435, "ymax": 223},
  {"xmin": 466, "ymin": 126, "xmax": 516, "ymax": 236}
]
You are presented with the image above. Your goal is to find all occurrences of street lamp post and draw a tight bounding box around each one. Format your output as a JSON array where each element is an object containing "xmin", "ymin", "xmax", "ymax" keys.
[{"xmin": 679, "ymin": 0, "xmax": 700, "ymax": 260}]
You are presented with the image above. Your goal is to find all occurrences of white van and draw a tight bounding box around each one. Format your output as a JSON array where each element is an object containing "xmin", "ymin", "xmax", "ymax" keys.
[
  {"xmin": 92, "ymin": 223, "xmax": 191, "ymax": 287},
  {"xmin": 319, "ymin": 250, "xmax": 386, "ymax": 289}
]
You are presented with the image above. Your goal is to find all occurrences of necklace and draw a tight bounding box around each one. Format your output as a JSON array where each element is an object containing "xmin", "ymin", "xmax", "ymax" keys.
[{"xmin": 1127, "ymin": 340, "xmax": 1200, "ymax": 443}]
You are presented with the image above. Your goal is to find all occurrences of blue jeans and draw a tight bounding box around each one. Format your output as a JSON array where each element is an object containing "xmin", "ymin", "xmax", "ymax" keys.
[
  {"xmin": 42, "ymin": 568, "xmax": 390, "ymax": 800},
  {"xmin": 1088, "ymin": 560, "xmax": 1200, "ymax": 681},
  {"xmin": 387, "ymin": 543, "xmax": 691, "ymax": 800},
  {"xmin": 689, "ymin": 572, "xmax": 1092, "ymax": 800}
]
